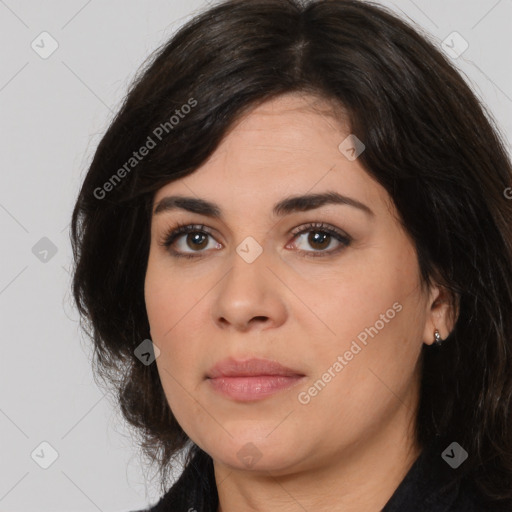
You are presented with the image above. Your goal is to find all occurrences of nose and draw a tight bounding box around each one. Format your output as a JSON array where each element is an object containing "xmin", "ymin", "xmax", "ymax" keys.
[{"xmin": 211, "ymin": 245, "xmax": 288, "ymax": 333}]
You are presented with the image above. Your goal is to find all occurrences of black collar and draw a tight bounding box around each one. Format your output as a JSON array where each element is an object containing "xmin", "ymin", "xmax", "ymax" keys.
[{"xmin": 381, "ymin": 437, "xmax": 487, "ymax": 511}]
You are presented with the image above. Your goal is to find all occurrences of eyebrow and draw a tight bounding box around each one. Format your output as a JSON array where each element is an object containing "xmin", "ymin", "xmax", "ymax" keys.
[{"xmin": 153, "ymin": 191, "xmax": 374, "ymax": 218}]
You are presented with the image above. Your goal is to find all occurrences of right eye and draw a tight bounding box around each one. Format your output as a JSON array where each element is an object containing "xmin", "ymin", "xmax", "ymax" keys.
[{"xmin": 159, "ymin": 223, "xmax": 222, "ymax": 259}]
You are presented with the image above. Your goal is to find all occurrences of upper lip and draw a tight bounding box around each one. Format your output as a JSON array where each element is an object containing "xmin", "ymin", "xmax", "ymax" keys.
[{"xmin": 206, "ymin": 357, "xmax": 304, "ymax": 378}]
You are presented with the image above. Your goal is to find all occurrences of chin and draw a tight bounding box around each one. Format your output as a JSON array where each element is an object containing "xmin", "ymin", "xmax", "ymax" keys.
[{"xmin": 206, "ymin": 433, "xmax": 305, "ymax": 474}]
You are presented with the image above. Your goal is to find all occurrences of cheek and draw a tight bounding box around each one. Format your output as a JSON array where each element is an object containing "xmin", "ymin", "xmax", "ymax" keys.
[
  {"xmin": 311, "ymin": 247, "xmax": 420, "ymax": 345},
  {"xmin": 298, "ymin": 296, "xmax": 424, "ymax": 448},
  {"xmin": 144, "ymin": 254, "xmax": 203, "ymax": 340},
  {"xmin": 144, "ymin": 261, "xmax": 199, "ymax": 396},
  {"xmin": 146, "ymin": 280, "xmax": 206, "ymax": 429},
  {"xmin": 303, "ymin": 242, "xmax": 426, "ymax": 404},
  {"xmin": 144, "ymin": 254, "xmax": 167, "ymax": 331}
]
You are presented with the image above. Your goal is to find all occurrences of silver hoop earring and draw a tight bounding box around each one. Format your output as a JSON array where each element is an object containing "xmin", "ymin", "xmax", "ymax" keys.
[{"xmin": 433, "ymin": 328, "xmax": 443, "ymax": 346}]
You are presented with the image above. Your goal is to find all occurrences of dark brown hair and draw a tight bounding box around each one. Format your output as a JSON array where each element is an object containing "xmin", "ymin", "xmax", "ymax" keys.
[{"xmin": 70, "ymin": 0, "xmax": 512, "ymax": 507}]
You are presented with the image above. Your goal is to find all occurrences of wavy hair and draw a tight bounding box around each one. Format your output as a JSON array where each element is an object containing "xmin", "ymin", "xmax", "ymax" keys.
[{"xmin": 70, "ymin": 0, "xmax": 512, "ymax": 506}]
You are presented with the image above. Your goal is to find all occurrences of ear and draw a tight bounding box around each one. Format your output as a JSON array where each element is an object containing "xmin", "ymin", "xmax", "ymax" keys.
[{"xmin": 422, "ymin": 282, "xmax": 459, "ymax": 346}]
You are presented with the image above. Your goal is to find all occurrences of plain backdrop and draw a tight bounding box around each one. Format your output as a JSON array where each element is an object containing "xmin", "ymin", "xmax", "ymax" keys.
[{"xmin": 0, "ymin": 0, "xmax": 511, "ymax": 511}]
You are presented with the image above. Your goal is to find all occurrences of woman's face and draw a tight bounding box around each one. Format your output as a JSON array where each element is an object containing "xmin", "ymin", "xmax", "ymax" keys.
[{"xmin": 144, "ymin": 92, "xmax": 448, "ymax": 474}]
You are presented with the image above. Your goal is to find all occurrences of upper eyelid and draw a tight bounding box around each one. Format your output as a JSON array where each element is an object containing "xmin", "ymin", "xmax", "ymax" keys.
[{"xmin": 163, "ymin": 221, "xmax": 346, "ymax": 235}]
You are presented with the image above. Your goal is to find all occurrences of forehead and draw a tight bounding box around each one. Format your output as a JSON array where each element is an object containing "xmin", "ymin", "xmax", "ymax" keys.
[{"xmin": 152, "ymin": 93, "xmax": 386, "ymax": 216}]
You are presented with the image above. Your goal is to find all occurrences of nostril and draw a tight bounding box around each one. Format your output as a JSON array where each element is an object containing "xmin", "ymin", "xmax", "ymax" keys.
[{"xmin": 251, "ymin": 316, "xmax": 269, "ymax": 324}]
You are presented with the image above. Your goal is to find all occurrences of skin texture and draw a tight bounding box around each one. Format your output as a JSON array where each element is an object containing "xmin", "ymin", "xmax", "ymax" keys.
[{"xmin": 144, "ymin": 92, "xmax": 456, "ymax": 511}]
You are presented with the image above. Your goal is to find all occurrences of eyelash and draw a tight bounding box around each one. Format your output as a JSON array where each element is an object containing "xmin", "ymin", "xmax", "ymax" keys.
[{"xmin": 158, "ymin": 221, "xmax": 352, "ymax": 260}]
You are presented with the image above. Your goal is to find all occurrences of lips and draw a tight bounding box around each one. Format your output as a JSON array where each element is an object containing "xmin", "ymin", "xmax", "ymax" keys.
[
  {"xmin": 206, "ymin": 357, "xmax": 304, "ymax": 379},
  {"xmin": 206, "ymin": 357, "xmax": 306, "ymax": 402}
]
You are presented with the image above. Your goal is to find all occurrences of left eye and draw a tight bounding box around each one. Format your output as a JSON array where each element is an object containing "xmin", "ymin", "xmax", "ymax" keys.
[
  {"xmin": 159, "ymin": 222, "xmax": 352, "ymax": 259},
  {"xmin": 288, "ymin": 222, "xmax": 352, "ymax": 257}
]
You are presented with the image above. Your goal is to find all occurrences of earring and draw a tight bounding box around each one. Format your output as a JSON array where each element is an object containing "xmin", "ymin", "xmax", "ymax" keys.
[{"xmin": 433, "ymin": 328, "xmax": 443, "ymax": 346}]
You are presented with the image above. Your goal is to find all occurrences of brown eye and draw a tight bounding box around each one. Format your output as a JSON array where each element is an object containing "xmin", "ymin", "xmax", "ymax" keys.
[
  {"xmin": 160, "ymin": 223, "xmax": 221, "ymax": 259},
  {"xmin": 306, "ymin": 231, "xmax": 331, "ymax": 251},
  {"xmin": 289, "ymin": 222, "xmax": 352, "ymax": 258},
  {"xmin": 160, "ymin": 222, "xmax": 351, "ymax": 260},
  {"xmin": 185, "ymin": 232, "xmax": 209, "ymax": 250}
]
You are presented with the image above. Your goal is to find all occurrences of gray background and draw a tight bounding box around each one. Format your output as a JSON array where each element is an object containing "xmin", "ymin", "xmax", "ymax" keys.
[{"xmin": 0, "ymin": 1, "xmax": 510, "ymax": 511}]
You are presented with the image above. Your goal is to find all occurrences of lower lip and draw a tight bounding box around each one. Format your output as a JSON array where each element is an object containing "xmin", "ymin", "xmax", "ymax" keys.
[{"xmin": 207, "ymin": 375, "xmax": 305, "ymax": 401}]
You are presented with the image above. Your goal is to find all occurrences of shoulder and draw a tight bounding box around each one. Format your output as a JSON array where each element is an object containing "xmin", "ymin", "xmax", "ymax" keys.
[
  {"xmin": 383, "ymin": 438, "xmax": 510, "ymax": 512},
  {"xmin": 450, "ymin": 477, "xmax": 511, "ymax": 512}
]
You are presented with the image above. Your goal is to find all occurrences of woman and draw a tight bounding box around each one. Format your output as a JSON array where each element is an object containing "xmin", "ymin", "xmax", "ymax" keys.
[{"xmin": 70, "ymin": 0, "xmax": 512, "ymax": 510}]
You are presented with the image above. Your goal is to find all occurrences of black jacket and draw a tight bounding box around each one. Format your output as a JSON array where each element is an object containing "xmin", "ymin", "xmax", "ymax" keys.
[{"xmin": 132, "ymin": 438, "xmax": 504, "ymax": 511}]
